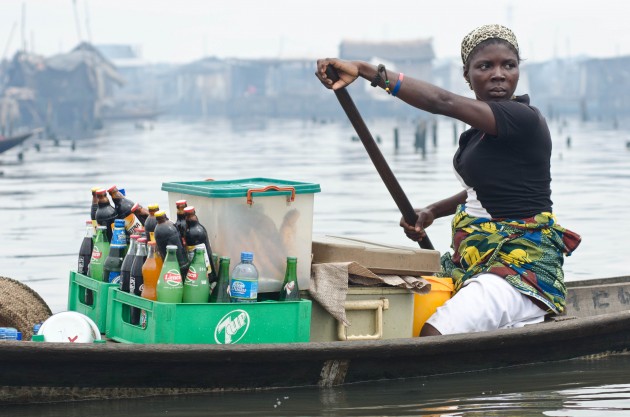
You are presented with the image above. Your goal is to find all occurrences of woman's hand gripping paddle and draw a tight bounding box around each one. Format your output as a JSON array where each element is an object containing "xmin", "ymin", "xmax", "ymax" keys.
[{"xmin": 325, "ymin": 65, "xmax": 434, "ymax": 250}]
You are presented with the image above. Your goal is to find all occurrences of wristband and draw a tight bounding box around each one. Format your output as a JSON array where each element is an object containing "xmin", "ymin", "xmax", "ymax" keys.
[{"xmin": 392, "ymin": 73, "xmax": 404, "ymax": 96}]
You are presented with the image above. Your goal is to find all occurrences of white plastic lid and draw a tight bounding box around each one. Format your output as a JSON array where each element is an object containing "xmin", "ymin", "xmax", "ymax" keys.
[{"xmin": 37, "ymin": 312, "xmax": 102, "ymax": 343}]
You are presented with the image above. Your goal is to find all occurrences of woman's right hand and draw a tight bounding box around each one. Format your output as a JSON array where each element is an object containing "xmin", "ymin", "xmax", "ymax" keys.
[
  {"xmin": 400, "ymin": 208, "xmax": 435, "ymax": 242},
  {"xmin": 315, "ymin": 58, "xmax": 359, "ymax": 90}
]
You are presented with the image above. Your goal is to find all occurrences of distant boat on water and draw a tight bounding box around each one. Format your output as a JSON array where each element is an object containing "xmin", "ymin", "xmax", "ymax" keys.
[{"xmin": 0, "ymin": 132, "xmax": 34, "ymax": 155}]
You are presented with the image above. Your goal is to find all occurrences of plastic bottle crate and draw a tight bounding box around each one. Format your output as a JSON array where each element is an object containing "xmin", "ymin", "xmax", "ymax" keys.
[
  {"xmin": 106, "ymin": 288, "xmax": 312, "ymax": 344},
  {"xmin": 67, "ymin": 271, "xmax": 119, "ymax": 333}
]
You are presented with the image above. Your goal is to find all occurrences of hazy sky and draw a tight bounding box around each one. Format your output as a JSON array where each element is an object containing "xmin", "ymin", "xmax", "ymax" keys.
[{"xmin": 0, "ymin": 0, "xmax": 628, "ymax": 64}]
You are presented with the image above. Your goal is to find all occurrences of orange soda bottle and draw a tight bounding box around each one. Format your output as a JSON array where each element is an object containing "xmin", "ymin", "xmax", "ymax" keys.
[{"xmin": 141, "ymin": 241, "xmax": 163, "ymax": 301}]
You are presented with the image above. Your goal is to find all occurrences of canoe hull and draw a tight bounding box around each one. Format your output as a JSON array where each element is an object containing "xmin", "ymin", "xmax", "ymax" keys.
[{"xmin": 2, "ymin": 275, "xmax": 630, "ymax": 403}]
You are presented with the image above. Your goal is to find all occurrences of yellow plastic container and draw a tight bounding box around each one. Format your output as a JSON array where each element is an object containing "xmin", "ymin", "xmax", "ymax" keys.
[{"xmin": 413, "ymin": 276, "xmax": 454, "ymax": 337}]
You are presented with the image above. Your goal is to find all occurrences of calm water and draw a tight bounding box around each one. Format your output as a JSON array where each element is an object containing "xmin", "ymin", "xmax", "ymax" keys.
[{"xmin": 1, "ymin": 114, "xmax": 630, "ymax": 415}]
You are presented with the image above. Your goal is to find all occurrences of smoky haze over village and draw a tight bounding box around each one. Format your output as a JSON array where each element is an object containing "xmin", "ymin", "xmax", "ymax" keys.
[{"xmin": 0, "ymin": 0, "xmax": 628, "ymax": 139}]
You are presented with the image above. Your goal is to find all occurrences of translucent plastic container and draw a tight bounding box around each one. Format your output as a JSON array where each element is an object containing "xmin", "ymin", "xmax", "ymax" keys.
[{"xmin": 162, "ymin": 178, "xmax": 320, "ymax": 292}]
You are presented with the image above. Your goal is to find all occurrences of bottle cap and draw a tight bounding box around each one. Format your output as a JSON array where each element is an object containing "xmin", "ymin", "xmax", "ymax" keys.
[
  {"xmin": 91, "ymin": 186, "xmax": 101, "ymax": 193},
  {"xmin": 147, "ymin": 241, "xmax": 157, "ymax": 247},
  {"xmin": 107, "ymin": 185, "xmax": 118, "ymax": 193},
  {"xmin": 96, "ymin": 225, "xmax": 107, "ymax": 230},
  {"xmin": 130, "ymin": 234, "xmax": 140, "ymax": 240},
  {"xmin": 166, "ymin": 244, "xmax": 178, "ymax": 250},
  {"xmin": 131, "ymin": 202, "xmax": 140, "ymax": 212},
  {"xmin": 155, "ymin": 210, "xmax": 166, "ymax": 218},
  {"xmin": 183, "ymin": 206, "xmax": 195, "ymax": 214},
  {"xmin": 114, "ymin": 219, "xmax": 125, "ymax": 227},
  {"xmin": 148, "ymin": 204, "xmax": 160, "ymax": 211},
  {"xmin": 241, "ymin": 251, "xmax": 254, "ymax": 261},
  {"xmin": 220, "ymin": 256, "xmax": 230, "ymax": 261},
  {"xmin": 119, "ymin": 188, "xmax": 126, "ymax": 196},
  {"xmin": 137, "ymin": 237, "xmax": 147, "ymax": 243},
  {"xmin": 175, "ymin": 200, "xmax": 187, "ymax": 207},
  {"xmin": 85, "ymin": 220, "xmax": 93, "ymax": 225},
  {"xmin": 96, "ymin": 189, "xmax": 107, "ymax": 196}
]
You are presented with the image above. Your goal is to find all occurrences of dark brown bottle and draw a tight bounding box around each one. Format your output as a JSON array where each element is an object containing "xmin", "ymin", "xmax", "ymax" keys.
[
  {"xmin": 154, "ymin": 210, "xmax": 189, "ymax": 276},
  {"xmin": 108, "ymin": 185, "xmax": 150, "ymax": 225},
  {"xmin": 129, "ymin": 237, "xmax": 148, "ymax": 325},
  {"xmin": 143, "ymin": 204, "xmax": 160, "ymax": 242},
  {"xmin": 175, "ymin": 200, "xmax": 188, "ymax": 246},
  {"xmin": 184, "ymin": 206, "xmax": 217, "ymax": 281},
  {"xmin": 94, "ymin": 189, "xmax": 116, "ymax": 242}
]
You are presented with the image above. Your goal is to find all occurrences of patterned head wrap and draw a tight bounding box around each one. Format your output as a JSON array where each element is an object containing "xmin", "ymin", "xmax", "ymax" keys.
[{"xmin": 461, "ymin": 24, "xmax": 519, "ymax": 65}]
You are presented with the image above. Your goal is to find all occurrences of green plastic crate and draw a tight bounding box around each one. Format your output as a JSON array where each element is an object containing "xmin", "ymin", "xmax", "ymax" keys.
[
  {"xmin": 67, "ymin": 271, "xmax": 118, "ymax": 333},
  {"xmin": 106, "ymin": 289, "xmax": 312, "ymax": 344}
]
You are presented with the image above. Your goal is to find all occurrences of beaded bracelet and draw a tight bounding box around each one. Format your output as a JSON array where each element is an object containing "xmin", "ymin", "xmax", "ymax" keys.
[
  {"xmin": 371, "ymin": 64, "xmax": 391, "ymax": 94},
  {"xmin": 392, "ymin": 73, "xmax": 404, "ymax": 96}
]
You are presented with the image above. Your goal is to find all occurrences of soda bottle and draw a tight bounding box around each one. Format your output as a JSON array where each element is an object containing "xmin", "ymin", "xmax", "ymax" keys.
[
  {"xmin": 143, "ymin": 204, "xmax": 160, "ymax": 242},
  {"xmin": 157, "ymin": 244, "xmax": 184, "ymax": 303},
  {"xmin": 183, "ymin": 247, "xmax": 209, "ymax": 303},
  {"xmin": 103, "ymin": 228, "xmax": 127, "ymax": 284},
  {"xmin": 78, "ymin": 220, "xmax": 94, "ymax": 275},
  {"xmin": 90, "ymin": 186, "xmax": 101, "ymax": 227},
  {"xmin": 154, "ymin": 210, "xmax": 189, "ymax": 275},
  {"xmin": 279, "ymin": 257, "xmax": 300, "ymax": 301},
  {"xmin": 95, "ymin": 189, "xmax": 116, "ymax": 242},
  {"xmin": 111, "ymin": 218, "xmax": 127, "ymax": 246},
  {"xmin": 135, "ymin": 226, "xmax": 146, "ymax": 241},
  {"xmin": 108, "ymin": 185, "xmax": 143, "ymax": 235},
  {"xmin": 129, "ymin": 237, "xmax": 148, "ymax": 324},
  {"xmin": 78, "ymin": 219, "xmax": 95, "ymax": 305},
  {"xmin": 229, "ymin": 252, "xmax": 258, "ymax": 303},
  {"xmin": 141, "ymin": 240, "xmax": 163, "ymax": 301},
  {"xmin": 209, "ymin": 257, "xmax": 231, "ymax": 303},
  {"xmin": 120, "ymin": 234, "xmax": 139, "ymax": 293},
  {"xmin": 175, "ymin": 200, "xmax": 188, "ymax": 245},
  {"xmin": 88, "ymin": 225, "xmax": 110, "ymax": 281},
  {"xmin": 184, "ymin": 206, "xmax": 217, "ymax": 281}
]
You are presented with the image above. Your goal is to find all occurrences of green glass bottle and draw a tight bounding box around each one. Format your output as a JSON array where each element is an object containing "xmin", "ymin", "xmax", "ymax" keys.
[
  {"xmin": 209, "ymin": 257, "xmax": 231, "ymax": 303},
  {"xmin": 156, "ymin": 245, "xmax": 184, "ymax": 303},
  {"xmin": 279, "ymin": 257, "xmax": 300, "ymax": 301},
  {"xmin": 88, "ymin": 225, "xmax": 110, "ymax": 282},
  {"xmin": 183, "ymin": 247, "xmax": 209, "ymax": 303}
]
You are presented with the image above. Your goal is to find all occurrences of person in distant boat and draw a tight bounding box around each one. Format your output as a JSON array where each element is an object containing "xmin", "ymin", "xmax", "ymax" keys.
[{"xmin": 316, "ymin": 24, "xmax": 581, "ymax": 336}]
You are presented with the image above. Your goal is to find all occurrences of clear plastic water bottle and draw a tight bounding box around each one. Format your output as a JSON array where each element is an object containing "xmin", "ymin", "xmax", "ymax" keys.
[{"xmin": 229, "ymin": 251, "xmax": 258, "ymax": 303}]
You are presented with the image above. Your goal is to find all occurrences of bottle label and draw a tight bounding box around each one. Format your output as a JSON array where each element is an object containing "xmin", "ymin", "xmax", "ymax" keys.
[
  {"xmin": 125, "ymin": 213, "xmax": 143, "ymax": 235},
  {"xmin": 229, "ymin": 278, "xmax": 258, "ymax": 302},
  {"xmin": 187, "ymin": 244, "xmax": 211, "ymax": 268},
  {"xmin": 91, "ymin": 246, "xmax": 102, "ymax": 261},
  {"xmin": 149, "ymin": 232, "xmax": 155, "ymax": 242},
  {"xmin": 129, "ymin": 276, "xmax": 136, "ymax": 294},
  {"xmin": 108, "ymin": 271, "xmax": 121, "ymax": 284},
  {"xmin": 283, "ymin": 281, "xmax": 296, "ymax": 296},
  {"xmin": 164, "ymin": 269, "xmax": 183, "ymax": 287},
  {"xmin": 111, "ymin": 228, "xmax": 127, "ymax": 246},
  {"xmin": 139, "ymin": 310, "xmax": 148, "ymax": 329}
]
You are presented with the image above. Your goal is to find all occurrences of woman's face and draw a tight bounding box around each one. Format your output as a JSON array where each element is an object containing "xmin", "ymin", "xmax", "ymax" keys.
[{"xmin": 464, "ymin": 42, "xmax": 519, "ymax": 102}]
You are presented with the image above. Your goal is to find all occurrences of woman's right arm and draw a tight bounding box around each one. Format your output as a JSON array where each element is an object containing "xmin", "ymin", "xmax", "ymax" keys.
[
  {"xmin": 401, "ymin": 190, "xmax": 467, "ymax": 242},
  {"xmin": 316, "ymin": 58, "xmax": 498, "ymax": 136}
]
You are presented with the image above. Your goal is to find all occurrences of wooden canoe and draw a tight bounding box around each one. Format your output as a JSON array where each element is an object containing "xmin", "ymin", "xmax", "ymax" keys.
[{"xmin": 1, "ymin": 275, "xmax": 630, "ymax": 404}]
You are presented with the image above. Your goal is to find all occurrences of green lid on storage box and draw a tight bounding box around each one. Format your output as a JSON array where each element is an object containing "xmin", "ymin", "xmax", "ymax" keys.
[{"xmin": 161, "ymin": 178, "xmax": 321, "ymax": 198}]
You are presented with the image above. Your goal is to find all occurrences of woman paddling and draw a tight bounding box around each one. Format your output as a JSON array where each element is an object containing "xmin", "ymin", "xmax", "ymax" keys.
[{"xmin": 316, "ymin": 24, "xmax": 581, "ymax": 336}]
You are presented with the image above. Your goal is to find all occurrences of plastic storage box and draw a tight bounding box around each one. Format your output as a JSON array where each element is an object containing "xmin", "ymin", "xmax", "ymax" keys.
[
  {"xmin": 303, "ymin": 287, "xmax": 415, "ymax": 342},
  {"xmin": 67, "ymin": 271, "xmax": 118, "ymax": 333},
  {"xmin": 106, "ymin": 289, "xmax": 312, "ymax": 344},
  {"xmin": 161, "ymin": 178, "xmax": 320, "ymax": 292}
]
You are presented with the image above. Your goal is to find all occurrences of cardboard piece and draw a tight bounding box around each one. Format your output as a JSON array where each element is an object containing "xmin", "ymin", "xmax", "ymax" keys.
[{"xmin": 311, "ymin": 235, "xmax": 441, "ymax": 276}]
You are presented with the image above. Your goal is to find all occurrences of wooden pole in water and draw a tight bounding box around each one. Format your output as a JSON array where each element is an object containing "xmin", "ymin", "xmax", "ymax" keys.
[{"xmin": 325, "ymin": 65, "xmax": 434, "ymax": 250}]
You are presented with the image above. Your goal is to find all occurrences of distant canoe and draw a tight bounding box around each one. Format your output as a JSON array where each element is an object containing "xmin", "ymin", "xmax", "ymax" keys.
[
  {"xmin": 1, "ymin": 275, "xmax": 630, "ymax": 404},
  {"xmin": 0, "ymin": 132, "xmax": 33, "ymax": 154}
]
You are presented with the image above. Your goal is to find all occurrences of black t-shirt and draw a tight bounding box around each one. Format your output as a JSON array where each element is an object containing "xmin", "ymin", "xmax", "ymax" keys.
[{"xmin": 453, "ymin": 95, "xmax": 553, "ymax": 219}]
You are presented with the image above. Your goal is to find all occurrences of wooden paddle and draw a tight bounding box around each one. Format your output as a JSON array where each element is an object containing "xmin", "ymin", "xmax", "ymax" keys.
[{"xmin": 325, "ymin": 65, "xmax": 434, "ymax": 250}]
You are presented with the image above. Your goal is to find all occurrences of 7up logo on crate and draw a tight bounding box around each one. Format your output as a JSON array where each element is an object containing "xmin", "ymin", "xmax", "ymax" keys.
[{"xmin": 214, "ymin": 309, "xmax": 250, "ymax": 344}]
